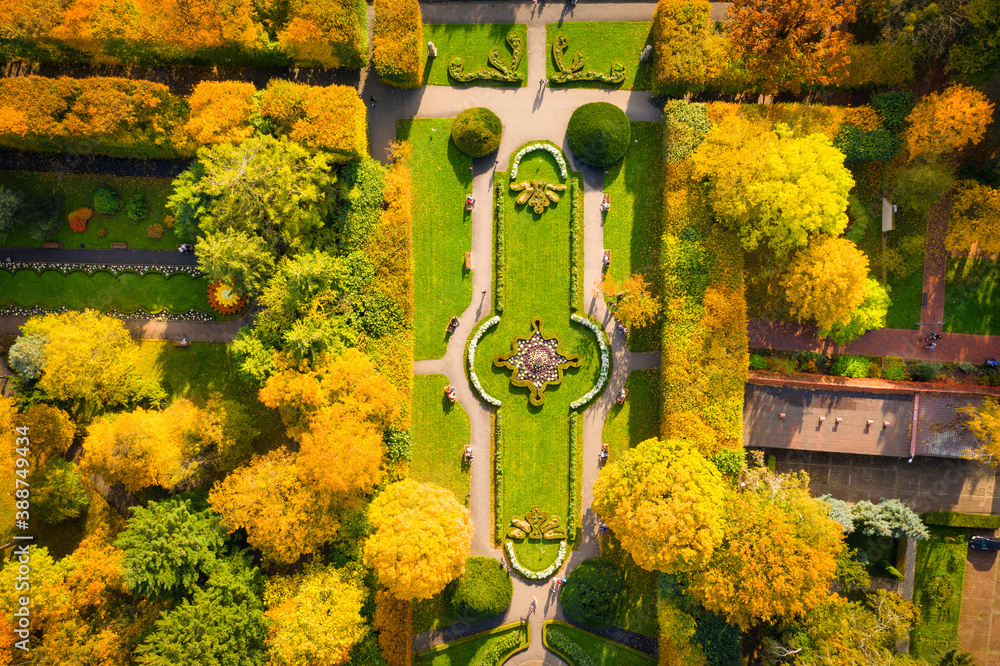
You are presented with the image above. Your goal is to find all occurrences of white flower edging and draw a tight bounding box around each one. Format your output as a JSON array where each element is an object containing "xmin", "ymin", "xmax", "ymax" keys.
[
  {"xmin": 468, "ymin": 316, "xmax": 502, "ymax": 407},
  {"xmin": 570, "ymin": 314, "xmax": 610, "ymax": 409},
  {"xmin": 505, "ymin": 540, "xmax": 568, "ymax": 580},
  {"xmin": 2, "ymin": 260, "xmax": 202, "ymax": 277},
  {"xmin": 510, "ymin": 143, "xmax": 568, "ymax": 181}
]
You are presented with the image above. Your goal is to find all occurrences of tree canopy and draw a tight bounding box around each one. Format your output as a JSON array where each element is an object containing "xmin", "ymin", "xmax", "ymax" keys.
[
  {"xmin": 592, "ymin": 437, "xmax": 726, "ymax": 573},
  {"xmin": 959, "ymin": 397, "xmax": 1000, "ymax": 465},
  {"xmin": 781, "ymin": 235, "xmax": 871, "ymax": 332},
  {"xmin": 364, "ymin": 479, "xmax": 472, "ymax": 600},
  {"xmin": 946, "ymin": 180, "xmax": 1000, "ymax": 255},
  {"xmin": 905, "ymin": 84, "xmax": 994, "ymax": 159},
  {"xmin": 196, "ymin": 228, "xmax": 276, "ymax": 298}
]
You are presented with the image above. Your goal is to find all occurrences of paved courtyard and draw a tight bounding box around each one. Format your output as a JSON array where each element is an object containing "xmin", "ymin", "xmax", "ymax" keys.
[{"xmin": 960, "ymin": 528, "xmax": 1000, "ymax": 666}]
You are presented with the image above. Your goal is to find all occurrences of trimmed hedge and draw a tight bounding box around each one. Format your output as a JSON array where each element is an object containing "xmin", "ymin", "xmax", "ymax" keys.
[
  {"xmin": 560, "ymin": 558, "xmax": 624, "ymax": 629},
  {"xmin": 569, "ymin": 177, "xmax": 581, "ymax": 310},
  {"xmin": 567, "ymin": 102, "xmax": 631, "ymax": 168},
  {"xmin": 663, "ymin": 100, "xmax": 710, "ymax": 164},
  {"xmin": 871, "ymin": 91, "xmax": 917, "ymax": 133},
  {"xmin": 373, "ymin": 0, "xmax": 424, "ymax": 89},
  {"xmin": 650, "ymin": 0, "xmax": 711, "ymax": 92},
  {"xmin": 494, "ymin": 173, "xmax": 506, "ymax": 313},
  {"xmin": 568, "ymin": 412, "xmax": 579, "ymax": 543},
  {"xmin": 833, "ymin": 125, "xmax": 902, "ymax": 163},
  {"xmin": 259, "ymin": 80, "xmax": 368, "ymax": 162},
  {"xmin": 279, "ymin": 0, "xmax": 368, "ymax": 69},
  {"xmin": 447, "ymin": 556, "xmax": 513, "ymax": 625},
  {"xmin": 452, "ymin": 108, "xmax": 503, "ymax": 158},
  {"xmin": 922, "ymin": 512, "xmax": 1000, "ymax": 529},
  {"xmin": 494, "ymin": 411, "xmax": 504, "ymax": 544}
]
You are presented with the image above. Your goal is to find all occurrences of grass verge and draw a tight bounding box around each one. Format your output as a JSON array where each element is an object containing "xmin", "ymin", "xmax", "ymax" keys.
[
  {"xmin": 415, "ymin": 621, "xmax": 529, "ymax": 665},
  {"xmin": 601, "ymin": 534, "xmax": 659, "ymax": 638},
  {"xmin": 601, "ymin": 368, "xmax": 661, "ymax": 463},
  {"xmin": 944, "ymin": 255, "xmax": 1000, "ymax": 335},
  {"xmin": 911, "ymin": 525, "xmax": 968, "ymax": 663},
  {"xmin": 602, "ymin": 122, "xmax": 663, "ymax": 352},
  {"xmin": 0, "ymin": 171, "xmax": 178, "ymax": 250},
  {"xmin": 545, "ymin": 22, "xmax": 653, "ymax": 91},
  {"xmin": 399, "ymin": 118, "xmax": 474, "ymax": 361},
  {"xmin": 413, "ymin": 593, "xmax": 456, "ymax": 635},
  {"xmin": 0, "ymin": 270, "xmax": 215, "ymax": 315},
  {"xmin": 423, "ymin": 23, "xmax": 528, "ymax": 87},
  {"xmin": 411, "ymin": 374, "xmax": 472, "ymax": 505},
  {"xmin": 544, "ymin": 620, "xmax": 656, "ymax": 665}
]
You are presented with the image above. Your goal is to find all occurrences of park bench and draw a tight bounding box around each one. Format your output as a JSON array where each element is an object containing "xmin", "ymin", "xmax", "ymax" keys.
[
  {"xmin": 616, "ymin": 388, "xmax": 629, "ymax": 405},
  {"xmin": 465, "ymin": 252, "xmax": 472, "ymax": 270},
  {"xmin": 173, "ymin": 337, "xmax": 190, "ymax": 348},
  {"xmin": 41, "ymin": 242, "xmax": 60, "ymax": 249},
  {"xmin": 464, "ymin": 444, "xmax": 473, "ymax": 463},
  {"xmin": 445, "ymin": 385, "xmax": 457, "ymax": 403},
  {"xmin": 110, "ymin": 242, "xmax": 128, "ymax": 249},
  {"xmin": 600, "ymin": 443, "xmax": 609, "ymax": 463},
  {"xmin": 603, "ymin": 249, "xmax": 611, "ymax": 268},
  {"xmin": 601, "ymin": 193, "xmax": 611, "ymax": 212}
]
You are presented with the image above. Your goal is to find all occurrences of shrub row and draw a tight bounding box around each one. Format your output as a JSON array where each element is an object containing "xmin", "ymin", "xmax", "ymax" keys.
[
  {"xmin": 922, "ymin": 512, "xmax": 1000, "ymax": 529},
  {"xmin": 495, "ymin": 174, "xmax": 506, "ymax": 314},
  {"xmin": 568, "ymin": 412, "xmax": 579, "ymax": 544},
  {"xmin": 0, "ymin": 0, "xmax": 367, "ymax": 70},
  {"xmin": 373, "ymin": 0, "xmax": 424, "ymax": 89},
  {"xmin": 569, "ymin": 178, "xmax": 581, "ymax": 310},
  {"xmin": 0, "ymin": 76, "xmax": 367, "ymax": 161},
  {"xmin": 660, "ymin": 102, "xmax": 748, "ymax": 457},
  {"xmin": 494, "ymin": 411, "xmax": 505, "ymax": 545},
  {"xmin": 839, "ymin": 43, "xmax": 915, "ymax": 89}
]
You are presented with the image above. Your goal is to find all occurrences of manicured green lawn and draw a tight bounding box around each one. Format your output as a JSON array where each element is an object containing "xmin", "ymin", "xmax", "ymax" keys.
[
  {"xmin": 415, "ymin": 622, "xmax": 528, "ymax": 665},
  {"xmin": 474, "ymin": 150, "xmax": 597, "ymax": 570},
  {"xmin": 399, "ymin": 119, "xmax": 473, "ymax": 361},
  {"xmin": 603, "ymin": 122, "xmax": 663, "ymax": 352},
  {"xmin": 911, "ymin": 526, "xmax": 968, "ymax": 663},
  {"xmin": 0, "ymin": 171, "xmax": 178, "ymax": 250},
  {"xmin": 601, "ymin": 369, "xmax": 660, "ymax": 461},
  {"xmin": 412, "ymin": 374, "xmax": 472, "ymax": 505},
  {"xmin": 545, "ymin": 23, "xmax": 653, "ymax": 90},
  {"xmin": 601, "ymin": 534, "xmax": 659, "ymax": 638},
  {"xmin": 423, "ymin": 24, "xmax": 528, "ymax": 87},
  {"xmin": 944, "ymin": 255, "xmax": 1000, "ymax": 335},
  {"xmin": 0, "ymin": 270, "xmax": 215, "ymax": 315},
  {"xmin": 545, "ymin": 621, "xmax": 656, "ymax": 666}
]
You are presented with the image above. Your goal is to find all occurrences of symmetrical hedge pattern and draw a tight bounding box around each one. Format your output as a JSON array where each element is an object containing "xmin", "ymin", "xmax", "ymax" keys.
[
  {"xmin": 449, "ymin": 32, "xmax": 524, "ymax": 84},
  {"xmin": 373, "ymin": 0, "xmax": 424, "ymax": 89},
  {"xmin": 0, "ymin": 76, "xmax": 367, "ymax": 161},
  {"xmin": 550, "ymin": 35, "xmax": 626, "ymax": 84}
]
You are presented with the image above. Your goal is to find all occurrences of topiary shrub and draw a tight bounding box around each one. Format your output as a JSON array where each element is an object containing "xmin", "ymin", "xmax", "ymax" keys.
[
  {"xmin": 566, "ymin": 102, "xmax": 631, "ymax": 168},
  {"xmin": 830, "ymin": 355, "xmax": 869, "ymax": 378},
  {"xmin": 446, "ymin": 556, "xmax": 513, "ymax": 625},
  {"xmin": 451, "ymin": 108, "xmax": 503, "ymax": 158},
  {"xmin": 93, "ymin": 187, "xmax": 121, "ymax": 215},
  {"xmin": 560, "ymin": 558, "xmax": 624, "ymax": 628},
  {"xmin": 127, "ymin": 194, "xmax": 149, "ymax": 223},
  {"xmin": 749, "ymin": 353, "xmax": 767, "ymax": 370},
  {"xmin": 911, "ymin": 361, "xmax": 942, "ymax": 382}
]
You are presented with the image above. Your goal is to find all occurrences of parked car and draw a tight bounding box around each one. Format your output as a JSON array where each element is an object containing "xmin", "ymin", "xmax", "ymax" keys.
[{"xmin": 970, "ymin": 536, "xmax": 1000, "ymax": 550}]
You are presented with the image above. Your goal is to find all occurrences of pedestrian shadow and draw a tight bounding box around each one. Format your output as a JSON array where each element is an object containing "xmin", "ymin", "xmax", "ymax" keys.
[{"xmin": 532, "ymin": 82, "xmax": 546, "ymax": 112}]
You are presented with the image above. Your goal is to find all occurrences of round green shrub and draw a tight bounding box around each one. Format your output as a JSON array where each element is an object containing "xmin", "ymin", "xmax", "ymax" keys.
[
  {"xmin": 566, "ymin": 102, "xmax": 631, "ymax": 168},
  {"xmin": 93, "ymin": 187, "xmax": 121, "ymax": 215},
  {"xmin": 451, "ymin": 108, "xmax": 503, "ymax": 158},
  {"xmin": 446, "ymin": 556, "xmax": 513, "ymax": 624},
  {"xmin": 127, "ymin": 194, "xmax": 149, "ymax": 223},
  {"xmin": 560, "ymin": 558, "xmax": 623, "ymax": 628}
]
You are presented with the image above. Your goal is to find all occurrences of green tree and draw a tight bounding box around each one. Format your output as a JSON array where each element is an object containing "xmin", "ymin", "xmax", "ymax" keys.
[
  {"xmin": 890, "ymin": 157, "xmax": 956, "ymax": 215},
  {"xmin": 446, "ymin": 557, "xmax": 513, "ymax": 625},
  {"xmin": 115, "ymin": 498, "xmax": 227, "ymax": 599},
  {"xmin": 822, "ymin": 278, "xmax": 890, "ymax": 344},
  {"xmin": 196, "ymin": 228, "xmax": 275, "ymax": 298},
  {"xmin": 168, "ymin": 135, "xmax": 334, "ymax": 252},
  {"xmin": 32, "ymin": 458, "xmax": 89, "ymax": 524},
  {"xmin": 0, "ymin": 185, "xmax": 23, "ymax": 233},
  {"xmin": 692, "ymin": 117, "xmax": 854, "ymax": 259},
  {"xmin": 592, "ymin": 437, "xmax": 726, "ymax": 573},
  {"xmin": 8, "ymin": 333, "xmax": 47, "ymax": 380},
  {"xmin": 947, "ymin": 0, "xmax": 1000, "ymax": 82},
  {"xmin": 851, "ymin": 498, "xmax": 929, "ymax": 540},
  {"xmin": 136, "ymin": 557, "xmax": 266, "ymax": 666},
  {"xmin": 781, "ymin": 236, "xmax": 871, "ymax": 332}
]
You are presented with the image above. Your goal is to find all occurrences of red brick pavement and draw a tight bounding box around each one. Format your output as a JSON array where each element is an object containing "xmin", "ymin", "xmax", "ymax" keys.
[
  {"xmin": 920, "ymin": 193, "xmax": 951, "ymax": 335},
  {"xmin": 750, "ymin": 318, "xmax": 1000, "ymax": 365}
]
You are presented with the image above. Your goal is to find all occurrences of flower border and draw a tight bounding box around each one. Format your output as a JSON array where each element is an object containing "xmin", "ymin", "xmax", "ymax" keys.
[
  {"xmin": 468, "ymin": 315, "xmax": 503, "ymax": 407},
  {"xmin": 569, "ymin": 314, "xmax": 611, "ymax": 410},
  {"xmin": 1, "ymin": 260, "xmax": 202, "ymax": 277},
  {"xmin": 0, "ymin": 304, "xmax": 215, "ymax": 322},
  {"xmin": 510, "ymin": 143, "xmax": 568, "ymax": 181},
  {"xmin": 505, "ymin": 539, "xmax": 567, "ymax": 580}
]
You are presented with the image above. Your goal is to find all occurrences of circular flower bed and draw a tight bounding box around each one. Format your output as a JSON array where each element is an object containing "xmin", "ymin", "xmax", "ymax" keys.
[
  {"xmin": 494, "ymin": 318, "xmax": 579, "ymax": 406},
  {"xmin": 207, "ymin": 281, "xmax": 247, "ymax": 315}
]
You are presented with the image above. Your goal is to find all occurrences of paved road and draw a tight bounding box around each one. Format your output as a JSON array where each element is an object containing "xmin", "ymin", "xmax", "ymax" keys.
[{"xmin": 1, "ymin": 247, "xmax": 196, "ymax": 265}]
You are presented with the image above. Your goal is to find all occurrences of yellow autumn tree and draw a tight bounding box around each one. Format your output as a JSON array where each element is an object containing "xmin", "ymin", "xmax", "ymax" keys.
[
  {"xmin": 183, "ymin": 81, "xmax": 258, "ymax": 145},
  {"xmin": 209, "ymin": 448, "xmax": 343, "ymax": 565},
  {"xmin": 959, "ymin": 398, "xmax": 1000, "ymax": 464},
  {"xmin": 0, "ymin": 0, "xmax": 64, "ymax": 39},
  {"xmin": 266, "ymin": 566, "xmax": 366, "ymax": 666},
  {"xmin": 593, "ymin": 438, "xmax": 726, "ymax": 573},
  {"xmin": 278, "ymin": 0, "xmax": 367, "ymax": 69},
  {"xmin": 686, "ymin": 469, "xmax": 843, "ymax": 631},
  {"xmin": 905, "ymin": 84, "xmax": 994, "ymax": 159},
  {"xmin": 297, "ymin": 404, "xmax": 385, "ymax": 498},
  {"xmin": 364, "ymin": 479, "xmax": 472, "ymax": 600},
  {"xmin": 597, "ymin": 273, "xmax": 661, "ymax": 330},
  {"xmin": 780, "ymin": 235, "xmax": 871, "ymax": 332},
  {"xmin": 22, "ymin": 403, "xmax": 75, "ymax": 470},
  {"xmin": 945, "ymin": 180, "xmax": 1000, "ymax": 255}
]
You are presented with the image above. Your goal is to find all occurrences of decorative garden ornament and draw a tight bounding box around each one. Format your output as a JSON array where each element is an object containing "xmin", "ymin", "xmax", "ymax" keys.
[
  {"xmin": 494, "ymin": 318, "xmax": 580, "ymax": 406},
  {"xmin": 510, "ymin": 179, "xmax": 567, "ymax": 213}
]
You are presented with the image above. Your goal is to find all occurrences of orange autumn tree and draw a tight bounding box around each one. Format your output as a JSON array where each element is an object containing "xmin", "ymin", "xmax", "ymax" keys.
[
  {"xmin": 727, "ymin": 0, "xmax": 857, "ymax": 93},
  {"xmin": 266, "ymin": 566, "xmax": 366, "ymax": 665},
  {"xmin": 905, "ymin": 84, "xmax": 995, "ymax": 159},
  {"xmin": 183, "ymin": 81, "xmax": 258, "ymax": 145},
  {"xmin": 597, "ymin": 273, "xmax": 660, "ymax": 330},
  {"xmin": 260, "ymin": 80, "xmax": 368, "ymax": 161},
  {"xmin": 364, "ymin": 479, "xmax": 472, "ymax": 600},
  {"xmin": 372, "ymin": 0, "xmax": 424, "ymax": 89},
  {"xmin": 278, "ymin": 0, "xmax": 367, "ymax": 69},
  {"xmin": 686, "ymin": 464, "xmax": 843, "ymax": 633},
  {"xmin": 209, "ymin": 448, "xmax": 343, "ymax": 565}
]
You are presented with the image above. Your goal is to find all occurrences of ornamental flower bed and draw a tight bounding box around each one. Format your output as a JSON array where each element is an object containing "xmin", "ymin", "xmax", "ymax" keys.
[
  {"xmin": 494, "ymin": 317, "xmax": 580, "ymax": 406},
  {"xmin": 505, "ymin": 540, "xmax": 567, "ymax": 580},
  {"xmin": 510, "ymin": 143, "xmax": 568, "ymax": 181},
  {"xmin": 207, "ymin": 280, "xmax": 248, "ymax": 315},
  {"xmin": 468, "ymin": 315, "xmax": 502, "ymax": 407},
  {"xmin": 0, "ymin": 304, "xmax": 215, "ymax": 322},
  {"xmin": 570, "ymin": 314, "xmax": 611, "ymax": 409},
  {"xmin": 0, "ymin": 261, "xmax": 202, "ymax": 278}
]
